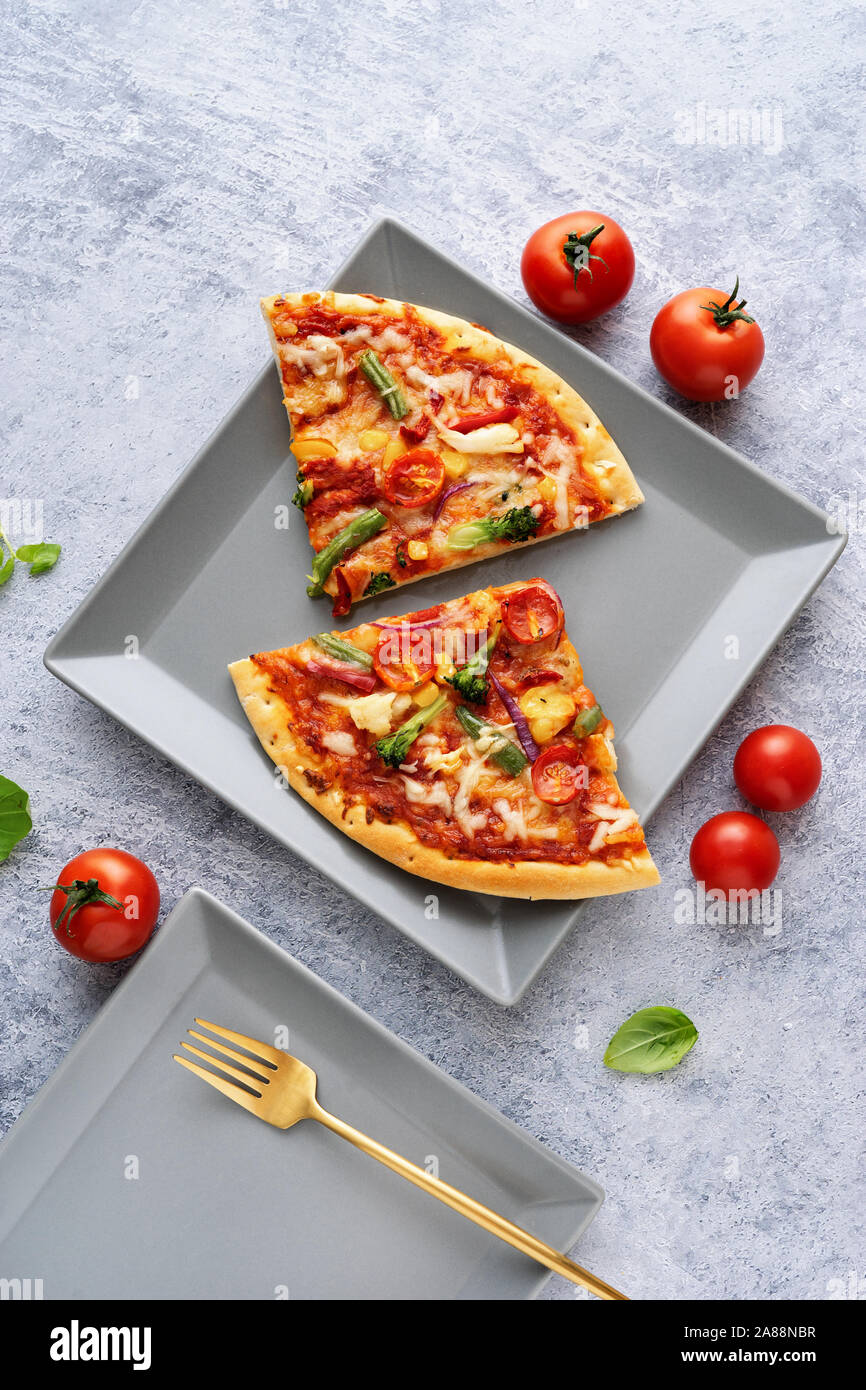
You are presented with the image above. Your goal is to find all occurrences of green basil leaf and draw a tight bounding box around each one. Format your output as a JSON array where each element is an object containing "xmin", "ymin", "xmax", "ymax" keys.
[
  {"xmin": 16, "ymin": 542, "xmax": 61, "ymax": 575},
  {"xmin": 0, "ymin": 534, "xmax": 14, "ymax": 587},
  {"xmin": 603, "ymin": 1006, "xmax": 698, "ymax": 1074},
  {"xmin": 0, "ymin": 775, "xmax": 33, "ymax": 862}
]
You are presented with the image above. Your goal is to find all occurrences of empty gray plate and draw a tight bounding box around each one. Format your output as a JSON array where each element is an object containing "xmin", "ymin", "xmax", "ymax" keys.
[
  {"xmin": 0, "ymin": 889, "xmax": 604, "ymax": 1300},
  {"xmin": 43, "ymin": 218, "xmax": 845, "ymax": 1003}
]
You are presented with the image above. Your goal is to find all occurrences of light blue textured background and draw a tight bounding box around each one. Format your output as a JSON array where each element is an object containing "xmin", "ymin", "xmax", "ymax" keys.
[{"xmin": 1, "ymin": 0, "xmax": 864, "ymax": 1300}]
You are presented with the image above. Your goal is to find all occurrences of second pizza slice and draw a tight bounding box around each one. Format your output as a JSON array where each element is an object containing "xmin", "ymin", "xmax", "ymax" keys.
[
  {"xmin": 229, "ymin": 580, "xmax": 658, "ymax": 899},
  {"xmin": 262, "ymin": 291, "xmax": 645, "ymax": 614}
]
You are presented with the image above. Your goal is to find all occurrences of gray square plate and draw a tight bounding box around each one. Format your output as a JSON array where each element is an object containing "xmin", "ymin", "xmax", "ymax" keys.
[
  {"xmin": 44, "ymin": 218, "xmax": 845, "ymax": 1004},
  {"xmin": 0, "ymin": 889, "xmax": 603, "ymax": 1300}
]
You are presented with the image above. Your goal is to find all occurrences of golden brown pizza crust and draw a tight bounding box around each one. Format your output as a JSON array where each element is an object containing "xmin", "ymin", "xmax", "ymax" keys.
[
  {"xmin": 228, "ymin": 654, "xmax": 659, "ymax": 901},
  {"xmin": 261, "ymin": 291, "xmax": 645, "ymax": 518}
]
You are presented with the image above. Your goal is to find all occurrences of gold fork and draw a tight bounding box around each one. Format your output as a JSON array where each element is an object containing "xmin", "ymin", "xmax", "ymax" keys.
[{"xmin": 174, "ymin": 1018, "xmax": 628, "ymax": 1300}]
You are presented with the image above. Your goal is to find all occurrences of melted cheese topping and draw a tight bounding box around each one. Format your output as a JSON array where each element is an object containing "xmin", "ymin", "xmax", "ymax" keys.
[
  {"xmin": 402, "ymin": 775, "xmax": 453, "ymax": 814},
  {"xmin": 423, "ymin": 745, "xmax": 464, "ymax": 775},
  {"xmin": 280, "ymin": 335, "xmax": 347, "ymax": 406},
  {"xmin": 370, "ymin": 326, "xmax": 413, "ymax": 353},
  {"xmin": 586, "ymin": 458, "xmax": 621, "ymax": 501},
  {"xmin": 435, "ymin": 422, "xmax": 524, "ymax": 455},
  {"xmin": 337, "ymin": 324, "xmax": 373, "ymax": 347},
  {"xmin": 464, "ymin": 464, "xmax": 524, "ymax": 500},
  {"xmin": 400, "ymin": 735, "xmax": 569, "ymax": 846},
  {"xmin": 321, "ymin": 730, "xmax": 357, "ymax": 757},
  {"xmin": 540, "ymin": 435, "xmax": 579, "ymax": 529},
  {"xmin": 320, "ymin": 689, "xmax": 410, "ymax": 735},
  {"xmin": 405, "ymin": 364, "xmax": 474, "ymax": 402},
  {"xmin": 492, "ymin": 797, "xmax": 559, "ymax": 842},
  {"xmin": 453, "ymin": 748, "xmax": 493, "ymax": 839},
  {"xmin": 553, "ymin": 472, "xmax": 570, "ymax": 529},
  {"xmin": 586, "ymin": 800, "xmax": 627, "ymax": 820},
  {"xmin": 587, "ymin": 807, "xmax": 638, "ymax": 853},
  {"xmin": 479, "ymin": 376, "xmax": 505, "ymax": 407},
  {"xmin": 540, "ymin": 434, "xmax": 577, "ymax": 468}
]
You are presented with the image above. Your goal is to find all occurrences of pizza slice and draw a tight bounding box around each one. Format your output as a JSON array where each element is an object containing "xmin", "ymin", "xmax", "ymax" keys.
[
  {"xmin": 262, "ymin": 291, "xmax": 645, "ymax": 614},
  {"xmin": 229, "ymin": 579, "xmax": 658, "ymax": 899}
]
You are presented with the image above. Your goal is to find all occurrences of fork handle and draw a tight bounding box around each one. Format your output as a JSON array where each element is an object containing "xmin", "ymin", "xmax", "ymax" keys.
[{"xmin": 313, "ymin": 1105, "xmax": 627, "ymax": 1300}]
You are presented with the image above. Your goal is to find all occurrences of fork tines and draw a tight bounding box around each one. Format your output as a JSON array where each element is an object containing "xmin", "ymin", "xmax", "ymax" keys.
[{"xmin": 173, "ymin": 1018, "xmax": 279, "ymax": 1110}]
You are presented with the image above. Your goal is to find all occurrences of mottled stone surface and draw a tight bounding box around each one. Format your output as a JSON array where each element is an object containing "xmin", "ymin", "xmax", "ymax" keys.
[{"xmin": 1, "ymin": 0, "xmax": 864, "ymax": 1300}]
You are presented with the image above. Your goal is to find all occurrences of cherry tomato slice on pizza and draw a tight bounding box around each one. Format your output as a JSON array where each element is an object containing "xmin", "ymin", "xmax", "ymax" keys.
[
  {"xmin": 383, "ymin": 448, "xmax": 445, "ymax": 509},
  {"xmin": 373, "ymin": 632, "xmax": 436, "ymax": 691},
  {"xmin": 531, "ymin": 743, "xmax": 585, "ymax": 805},
  {"xmin": 502, "ymin": 583, "xmax": 564, "ymax": 644}
]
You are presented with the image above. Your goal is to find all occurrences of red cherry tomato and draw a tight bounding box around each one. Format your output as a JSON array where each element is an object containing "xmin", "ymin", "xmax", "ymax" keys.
[
  {"xmin": 383, "ymin": 448, "xmax": 444, "ymax": 509},
  {"xmin": 373, "ymin": 630, "xmax": 436, "ymax": 691},
  {"xmin": 531, "ymin": 744, "xmax": 586, "ymax": 805},
  {"xmin": 650, "ymin": 280, "xmax": 765, "ymax": 402},
  {"xmin": 49, "ymin": 848, "xmax": 160, "ymax": 962},
  {"xmin": 733, "ymin": 725, "xmax": 821, "ymax": 812},
  {"xmin": 521, "ymin": 211, "xmax": 635, "ymax": 324},
  {"xmin": 502, "ymin": 583, "xmax": 564, "ymax": 644},
  {"xmin": 689, "ymin": 812, "xmax": 780, "ymax": 894}
]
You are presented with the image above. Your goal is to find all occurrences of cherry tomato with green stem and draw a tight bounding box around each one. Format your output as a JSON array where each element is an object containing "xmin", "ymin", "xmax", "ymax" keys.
[
  {"xmin": 650, "ymin": 278, "xmax": 765, "ymax": 402},
  {"xmin": 521, "ymin": 211, "xmax": 635, "ymax": 324},
  {"xmin": 49, "ymin": 847, "xmax": 160, "ymax": 962}
]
